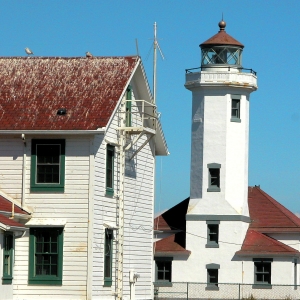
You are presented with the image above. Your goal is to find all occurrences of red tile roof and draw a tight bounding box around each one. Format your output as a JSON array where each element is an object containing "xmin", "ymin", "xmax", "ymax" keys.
[
  {"xmin": 0, "ymin": 56, "xmax": 137, "ymax": 130},
  {"xmin": 154, "ymin": 234, "xmax": 191, "ymax": 256},
  {"xmin": 0, "ymin": 195, "xmax": 29, "ymax": 215},
  {"xmin": 0, "ymin": 214, "xmax": 25, "ymax": 228},
  {"xmin": 236, "ymin": 229, "xmax": 299, "ymax": 256},
  {"xmin": 248, "ymin": 186, "xmax": 300, "ymax": 232}
]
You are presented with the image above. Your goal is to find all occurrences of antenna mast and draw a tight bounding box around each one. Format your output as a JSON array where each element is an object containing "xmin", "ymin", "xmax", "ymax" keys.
[
  {"xmin": 152, "ymin": 22, "xmax": 164, "ymax": 105},
  {"xmin": 153, "ymin": 22, "xmax": 157, "ymax": 105}
]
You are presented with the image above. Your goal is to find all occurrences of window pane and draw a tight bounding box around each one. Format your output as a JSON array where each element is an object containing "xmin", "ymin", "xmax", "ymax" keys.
[
  {"xmin": 210, "ymin": 169, "xmax": 220, "ymax": 187},
  {"xmin": 208, "ymin": 269, "xmax": 218, "ymax": 285},
  {"xmin": 37, "ymin": 145, "xmax": 60, "ymax": 164}
]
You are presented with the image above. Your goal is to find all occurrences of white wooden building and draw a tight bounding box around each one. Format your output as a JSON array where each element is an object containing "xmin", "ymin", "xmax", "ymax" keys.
[
  {"xmin": 154, "ymin": 20, "xmax": 300, "ymax": 299},
  {"xmin": 0, "ymin": 56, "xmax": 168, "ymax": 300}
]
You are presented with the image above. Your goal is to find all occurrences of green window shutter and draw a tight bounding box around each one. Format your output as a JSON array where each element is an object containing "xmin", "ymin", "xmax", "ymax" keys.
[
  {"xmin": 30, "ymin": 139, "xmax": 65, "ymax": 192},
  {"xmin": 29, "ymin": 227, "xmax": 63, "ymax": 285},
  {"xmin": 106, "ymin": 145, "xmax": 114, "ymax": 197},
  {"xmin": 3, "ymin": 233, "xmax": 13, "ymax": 284},
  {"xmin": 125, "ymin": 85, "xmax": 132, "ymax": 127},
  {"xmin": 103, "ymin": 229, "xmax": 113, "ymax": 287}
]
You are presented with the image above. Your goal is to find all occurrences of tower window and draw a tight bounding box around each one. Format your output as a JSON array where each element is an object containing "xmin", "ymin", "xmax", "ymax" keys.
[
  {"xmin": 206, "ymin": 263, "xmax": 220, "ymax": 290},
  {"xmin": 206, "ymin": 221, "xmax": 220, "ymax": 248},
  {"xmin": 207, "ymin": 163, "xmax": 221, "ymax": 192},
  {"xmin": 231, "ymin": 95, "xmax": 241, "ymax": 122}
]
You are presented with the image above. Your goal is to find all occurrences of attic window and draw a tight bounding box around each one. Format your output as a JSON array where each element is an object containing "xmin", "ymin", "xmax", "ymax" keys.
[{"xmin": 57, "ymin": 108, "xmax": 67, "ymax": 116}]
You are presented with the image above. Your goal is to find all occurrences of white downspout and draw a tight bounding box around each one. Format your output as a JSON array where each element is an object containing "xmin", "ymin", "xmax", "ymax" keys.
[
  {"xmin": 21, "ymin": 134, "xmax": 26, "ymax": 208},
  {"xmin": 87, "ymin": 138, "xmax": 95, "ymax": 300}
]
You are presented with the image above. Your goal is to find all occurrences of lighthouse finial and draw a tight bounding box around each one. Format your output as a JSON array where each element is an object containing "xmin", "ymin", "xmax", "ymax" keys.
[{"xmin": 218, "ymin": 15, "xmax": 226, "ymax": 31}]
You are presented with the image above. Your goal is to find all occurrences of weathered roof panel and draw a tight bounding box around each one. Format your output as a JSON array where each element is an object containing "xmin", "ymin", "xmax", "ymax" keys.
[{"xmin": 0, "ymin": 56, "xmax": 137, "ymax": 130}]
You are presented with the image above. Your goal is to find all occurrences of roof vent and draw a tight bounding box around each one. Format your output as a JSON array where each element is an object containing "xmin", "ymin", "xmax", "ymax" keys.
[{"xmin": 57, "ymin": 108, "xmax": 67, "ymax": 116}]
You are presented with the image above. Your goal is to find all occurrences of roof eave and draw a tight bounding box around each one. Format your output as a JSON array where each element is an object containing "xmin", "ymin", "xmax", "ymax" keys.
[
  {"xmin": 235, "ymin": 251, "xmax": 300, "ymax": 258},
  {"xmin": 154, "ymin": 250, "xmax": 191, "ymax": 257},
  {"xmin": 0, "ymin": 129, "xmax": 106, "ymax": 135}
]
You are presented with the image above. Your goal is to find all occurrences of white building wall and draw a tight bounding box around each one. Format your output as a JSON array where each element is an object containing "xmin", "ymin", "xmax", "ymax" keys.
[
  {"xmin": 92, "ymin": 76, "xmax": 155, "ymax": 300},
  {"xmin": 175, "ymin": 220, "xmax": 249, "ymax": 283},
  {"xmin": 0, "ymin": 136, "xmax": 92, "ymax": 300},
  {"xmin": 188, "ymin": 87, "xmax": 251, "ymax": 217}
]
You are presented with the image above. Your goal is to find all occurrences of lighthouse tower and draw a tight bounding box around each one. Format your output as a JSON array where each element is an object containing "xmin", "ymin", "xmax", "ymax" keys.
[{"xmin": 183, "ymin": 20, "xmax": 257, "ymax": 283}]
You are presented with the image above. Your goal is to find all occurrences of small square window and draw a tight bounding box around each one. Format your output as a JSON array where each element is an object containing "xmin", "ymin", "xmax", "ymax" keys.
[
  {"xmin": 106, "ymin": 145, "xmax": 115, "ymax": 196},
  {"xmin": 206, "ymin": 222, "xmax": 219, "ymax": 248},
  {"xmin": 30, "ymin": 139, "xmax": 65, "ymax": 192},
  {"xmin": 29, "ymin": 228, "xmax": 63, "ymax": 285},
  {"xmin": 154, "ymin": 257, "xmax": 172, "ymax": 286},
  {"xmin": 254, "ymin": 258, "xmax": 272, "ymax": 285},
  {"xmin": 231, "ymin": 96, "xmax": 241, "ymax": 122}
]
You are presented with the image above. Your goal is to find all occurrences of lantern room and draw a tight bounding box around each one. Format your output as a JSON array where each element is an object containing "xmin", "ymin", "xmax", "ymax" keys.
[{"xmin": 200, "ymin": 20, "xmax": 244, "ymax": 70}]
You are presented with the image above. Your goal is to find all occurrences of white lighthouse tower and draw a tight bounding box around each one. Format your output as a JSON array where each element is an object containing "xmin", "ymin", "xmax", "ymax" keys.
[{"xmin": 183, "ymin": 20, "xmax": 258, "ymax": 284}]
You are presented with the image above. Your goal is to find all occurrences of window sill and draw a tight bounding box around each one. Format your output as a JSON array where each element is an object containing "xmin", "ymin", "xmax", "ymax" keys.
[
  {"xmin": 206, "ymin": 243, "xmax": 219, "ymax": 248},
  {"xmin": 230, "ymin": 117, "xmax": 241, "ymax": 123},
  {"xmin": 106, "ymin": 188, "xmax": 114, "ymax": 197},
  {"xmin": 252, "ymin": 284, "xmax": 272, "ymax": 289},
  {"xmin": 154, "ymin": 281, "xmax": 173, "ymax": 287},
  {"xmin": 104, "ymin": 279, "xmax": 112, "ymax": 287},
  {"xmin": 205, "ymin": 285, "xmax": 219, "ymax": 291},
  {"xmin": 2, "ymin": 276, "xmax": 13, "ymax": 284},
  {"xmin": 28, "ymin": 278, "xmax": 62, "ymax": 285},
  {"xmin": 30, "ymin": 186, "xmax": 64, "ymax": 193},
  {"xmin": 207, "ymin": 187, "xmax": 221, "ymax": 192}
]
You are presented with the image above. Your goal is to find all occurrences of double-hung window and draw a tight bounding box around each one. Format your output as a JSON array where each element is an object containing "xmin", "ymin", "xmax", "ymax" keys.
[
  {"xmin": 231, "ymin": 95, "xmax": 241, "ymax": 122},
  {"xmin": 104, "ymin": 229, "xmax": 113, "ymax": 287},
  {"xmin": 3, "ymin": 233, "xmax": 13, "ymax": 284},
  {"xmin": 31, "ymin": 139, "xmax": 65, "ymax": 192},
  {"xmin": 154, "ymin": 257, "xmax": 172, "ymax": 286},
  {"xmin": 106, "ymin": 145, "xmax": 115, "ymax": 196},
  {"xmin": 253, "ymin": 258, "xmax": 272, "ymax": 286},
  {"xmin": 29, "ymin": 227, "xmax": 63, "ymax": 285},
  {"xmin": 206, "ymin": 221, "xmax": 220, "ymax": 248},
  {"xmin": 206, "ymin": 263, "xmax": 220, "ymax": 290},
  {"xmin": 207, "ymin": 163, "xmax": 221, "ymax": 192}
]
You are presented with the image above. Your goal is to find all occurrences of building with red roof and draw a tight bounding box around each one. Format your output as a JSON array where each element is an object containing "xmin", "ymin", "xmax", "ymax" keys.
[
  {"xmin": 0, "ymin": 55, "xmax": 168, "ymax": 300},
  {"xmin": 153, "ymin": 20, "xmax": 300, "ymax": 300}
]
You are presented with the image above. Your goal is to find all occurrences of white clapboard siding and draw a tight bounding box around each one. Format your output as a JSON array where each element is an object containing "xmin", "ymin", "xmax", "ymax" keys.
[
  {"xmin": 92, "ymin": 80, "xmax": 155, "ymax": 300},
  {"xmin": 12, "ymin": 137, "xmax": 91, "ymax": 300}
]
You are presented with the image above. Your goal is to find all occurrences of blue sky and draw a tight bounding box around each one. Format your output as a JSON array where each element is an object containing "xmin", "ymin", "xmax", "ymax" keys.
[{"xmin": 1, "ymin": 1, "xmax": 300, "ymax": 214}]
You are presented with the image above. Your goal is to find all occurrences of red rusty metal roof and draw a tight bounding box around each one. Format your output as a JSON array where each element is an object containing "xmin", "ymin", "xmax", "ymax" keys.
[
  {"xmin": 0, "ymin": 195, "xmax": 29, "ymax": 215},
  {"xmin": 0, "ymin": 56, "xmax": 137, "ymax": 130},
  {"xmin": 154, "ymin": 234, "xmax": 191, "ymax": 256},
  {"xmin": 0, "ymin": 213, "xmax": 26, "ymax": 228},
  {"xmin": 200, "ymin": 21, "xmax": 244, "ymax": 48},
  {"xmin": 236, "ymin": 229, "xmax": 299, "ymax": 256},
  {"xmin": 248, "ymin": 186, "xmax": 300, "ymax": 231}
]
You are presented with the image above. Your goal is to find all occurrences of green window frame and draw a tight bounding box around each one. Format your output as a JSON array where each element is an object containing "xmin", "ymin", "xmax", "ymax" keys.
[
  {"xmin": 3, "ymin": 233, "xmax": 13, "ymax": 284},
  {"xmin": 106, "ymin": 145, "xmax": 115, "ymax": 196},
  {"xmin": 206, "ymin": 221, "xmax": 220, "ymax": 248},
  {"xmin": 154, "ymin": 257, "xmax": 172, "ymax": 287},
  {"xmin": 253, "ymin": 258, "xmax": 272, "ymax": 286},
  {"xmin": 104, "ymin": 229, "xmax": 113, "ymax": 287},
  {"xmin": 231, "ymin": 95, "xmax": 241, "ymax": 123},
  {"xmin": 29, "ymin": 227, "xmax": 63, "ymax": 285},
  {"xmin": 126, "ymin": 85, "xmax": 132, "ymax": 127},
  {"xmin": 206, "ymin": 263, "xmax": 220, "ymax": 291},
  {"xmin": 30, "ymin": 139, "xmax": 65, "ymax": 192},
  {"xmin": 207, "ymin": 163, "xmax": 221, "ymax": 192}
]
